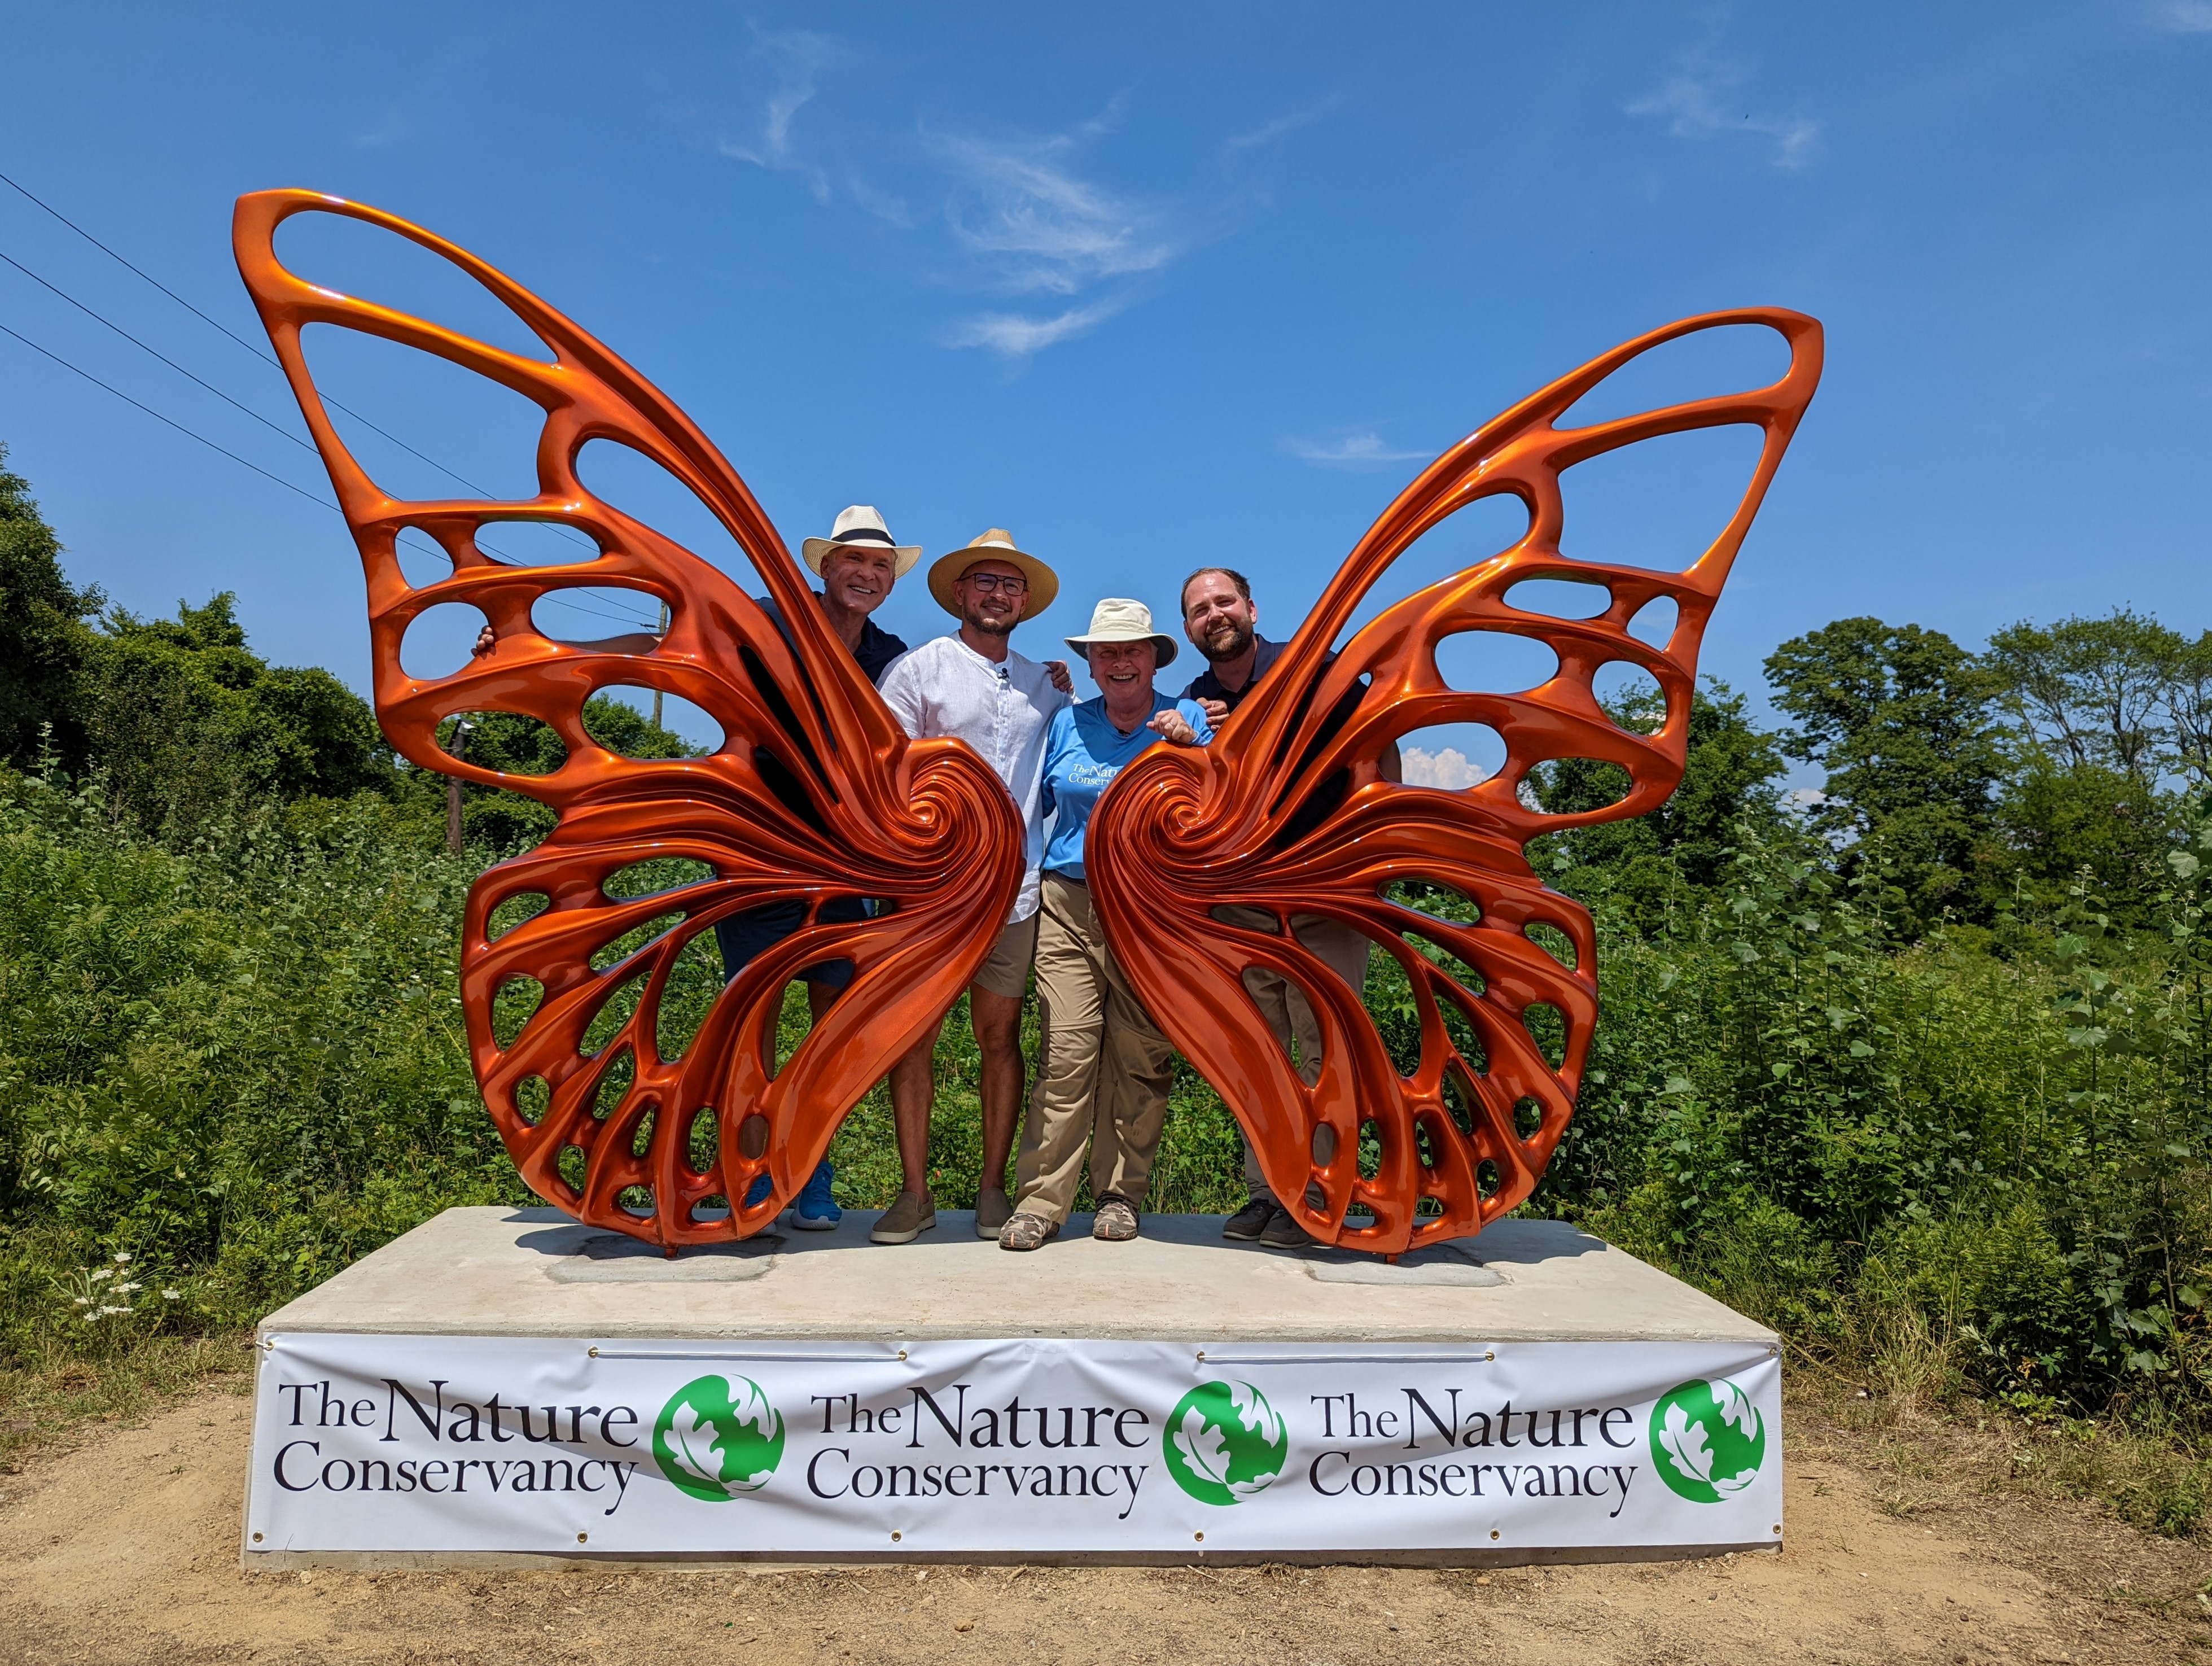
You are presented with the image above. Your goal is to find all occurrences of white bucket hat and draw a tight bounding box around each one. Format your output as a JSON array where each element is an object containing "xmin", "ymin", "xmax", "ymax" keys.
[
  {"xmin": 1065, "ymin": 598, "xmax": 1179, "ymax": 668},
  {"xmin": 801, "ymin": 505, "xmax": 922, "ymax": 577}
]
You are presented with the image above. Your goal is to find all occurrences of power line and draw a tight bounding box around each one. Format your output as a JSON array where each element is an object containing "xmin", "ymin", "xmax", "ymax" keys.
[
  {"xmin": 0, "ymin": 164, "xmax": 595, "ymax": 552},
  {"xmin": 0, "ymin": 319, "xmax": 660, "ymax": 635}
]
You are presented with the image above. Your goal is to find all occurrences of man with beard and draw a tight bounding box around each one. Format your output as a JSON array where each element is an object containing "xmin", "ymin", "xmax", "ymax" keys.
[
  {"xmin": 718, "ymin": 505, "xmax": 919, "ymax": 1231},
  {"xmin": 1178, "ymin": 566, "xmax": 1400, "ymax": 1249},
  {"xmin": 873, "ymin": 530, "xmax": 1073, "ymax": 1245}
]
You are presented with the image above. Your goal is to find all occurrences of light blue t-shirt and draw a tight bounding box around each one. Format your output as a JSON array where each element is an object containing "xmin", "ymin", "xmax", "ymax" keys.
[{"xmin": 1039, "ymin": 693, "xmax": 1214, "ymax": 881}]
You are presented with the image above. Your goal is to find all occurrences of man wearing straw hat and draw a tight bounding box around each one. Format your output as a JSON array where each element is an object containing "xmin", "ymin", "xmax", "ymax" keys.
[
  {"xmin": 999, "ymin": 599, "xmax": 1211, "ymax": 1251},
  {"xmin": 718, "ymin": 505, "xmax": 919, "ymax": 1231},
  {"xmin": 873, "ymin": 531, "xmax": 1072, "ymax": 1245}
]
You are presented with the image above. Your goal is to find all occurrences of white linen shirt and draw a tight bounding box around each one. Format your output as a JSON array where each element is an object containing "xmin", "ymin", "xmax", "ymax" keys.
[{"xmin": 878, "ymin": 634, "xmax": 1070, "ymax": 924}]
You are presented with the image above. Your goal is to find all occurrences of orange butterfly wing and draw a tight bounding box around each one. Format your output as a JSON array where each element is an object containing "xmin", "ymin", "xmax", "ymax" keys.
[
  {"xmin": 1087, "ymin": 309, "xmax": 1822, "ymax": 1256},
  {"xmin": 232, "ymin": 190, "xmax": 1022, "ymax": 1248}
]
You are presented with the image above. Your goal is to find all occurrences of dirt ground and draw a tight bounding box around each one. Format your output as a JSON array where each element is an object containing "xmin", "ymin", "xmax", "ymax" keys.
[{"xmin": 0, "ymin": 1378, "xmax": 2207, "ymax": 1665}]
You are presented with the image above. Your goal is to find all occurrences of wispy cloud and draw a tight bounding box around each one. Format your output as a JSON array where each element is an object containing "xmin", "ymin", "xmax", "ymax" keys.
[
  {"xmin": 2150, "ymin": 0, "xmax": 2212, "ymax": 28},
  {"xmin": 934, "ymin": 125, "xmax": 1175, "ymax": 295},
  {"xmin": 716, "ymin": 27, "xmax": 841, "ymax": 201},
  {"xmin": 1285, "ymin": 431, "xmax": 1431, "ymax": 469},
  {"xmin": 944, "ymin": 303, "xmax": 1121, "ymax": 358},
  {"xmin": 1628, "ymin": 41, "xmax": 1821, "ymax": 170},
  {"xmin": 1223, "ymin": 94, "xmax": 1344, "ymax": 155}
]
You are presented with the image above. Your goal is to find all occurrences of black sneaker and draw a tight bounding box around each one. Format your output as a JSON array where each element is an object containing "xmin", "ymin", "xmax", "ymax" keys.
[
  {"xmin": 1259, "ymin": 1206, "xmax": 1318, "ymax": 1250},
  {"xmin": 1223, "ymin": 1196, "xmax": 1276, "ymax": 1241}
]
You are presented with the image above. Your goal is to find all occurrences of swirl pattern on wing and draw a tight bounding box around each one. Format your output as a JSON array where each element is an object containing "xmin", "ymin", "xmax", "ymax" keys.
[
  {"xmin": 1086, "ymin": 310, "xmax": 1822, "ymax": 1256},
  {"xmin": 232, "ymin": 190, "xmax": 1022, "ymax": 1249}
]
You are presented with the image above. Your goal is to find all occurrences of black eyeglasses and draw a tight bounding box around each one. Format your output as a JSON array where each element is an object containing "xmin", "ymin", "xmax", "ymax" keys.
[{"xmin": 961, "ymin": 572, "xmax": 1029, "ymax": 594}]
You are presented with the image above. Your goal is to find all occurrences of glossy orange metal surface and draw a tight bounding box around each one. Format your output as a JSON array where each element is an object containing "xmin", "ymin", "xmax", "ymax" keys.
[
  {"xmin": 231, "ymin": 190, "xmax": 1023, "ymax": 1249},
  {"xmin": 1087, "ymin": 310, "xmax": 1823, "ymax": 1256}
]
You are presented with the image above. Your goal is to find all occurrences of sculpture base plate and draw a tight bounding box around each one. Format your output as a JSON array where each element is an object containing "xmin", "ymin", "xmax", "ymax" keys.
[{"xmin": 244, "ymin": 1208, "xmax": 1780, "ymax": 1569}]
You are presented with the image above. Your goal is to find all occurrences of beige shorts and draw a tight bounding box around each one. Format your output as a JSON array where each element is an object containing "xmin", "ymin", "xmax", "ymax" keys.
[{"xmin": 973, "ymin": 909, "xmax": 1042, "ymax": 999}]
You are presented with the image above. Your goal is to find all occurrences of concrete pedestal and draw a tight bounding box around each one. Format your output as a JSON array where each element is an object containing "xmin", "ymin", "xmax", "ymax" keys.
[{"xmin": 245, "ymin": 1209, "xmax": 1780, "ymax": 1568}]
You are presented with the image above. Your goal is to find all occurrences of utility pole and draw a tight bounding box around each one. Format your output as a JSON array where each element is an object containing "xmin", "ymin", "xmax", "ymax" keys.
[
  {"xmin": 445, "ymin": 717, "xmax": 478, "ymax": 855},
  {"xmin": 652, "ymin": 600, "xmax": 669, "ymax": 728}
]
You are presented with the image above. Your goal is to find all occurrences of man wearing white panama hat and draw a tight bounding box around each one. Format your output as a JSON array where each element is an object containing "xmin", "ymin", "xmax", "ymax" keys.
[
  {"xmin": 999, "ymin": 598, "xmax": 1212, "ymax": 1252},
  {"xmin": 873, "ymin": 530, "xmax": 1073, "ymax": 1245},
  {"xmin": 719, "ymin": 504, "xmax": 919, "ymax": 1231}
]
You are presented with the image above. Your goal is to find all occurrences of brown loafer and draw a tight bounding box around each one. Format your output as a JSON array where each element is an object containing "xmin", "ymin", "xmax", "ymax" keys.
[
  {"xmin": 1093, "ymin": 1198, "xmax": 1140, "ymax": 1241},
  {"xmin": 975, "ymin": 1186, "xmax": 1013, "ymax": 1239},
  {"xmin": 998, "ymin": 1212, "xmax": 1059, "ymax": 1252},
  {"xmin": 869, "ymin": 1188, "xmax": 937, "ymax": 1245}
]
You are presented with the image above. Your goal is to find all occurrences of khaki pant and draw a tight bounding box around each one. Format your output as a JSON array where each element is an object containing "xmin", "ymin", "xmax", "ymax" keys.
[
  {"xmin": 1216, "ymin": 906, "xmax": 1372, "ymax": 1201},
  {"xmin": 1014, "ymin": 873, "xmax": 1177, "ymax": 1226}
]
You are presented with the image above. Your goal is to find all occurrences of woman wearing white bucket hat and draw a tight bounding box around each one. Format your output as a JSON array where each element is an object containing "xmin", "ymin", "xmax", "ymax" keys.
[{"xmin": 1000, "ymin": 600, "xmax": 1213, "ymax": 1252}]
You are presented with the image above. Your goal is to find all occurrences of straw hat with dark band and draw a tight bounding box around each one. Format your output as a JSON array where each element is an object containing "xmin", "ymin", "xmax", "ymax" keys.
[
  {"xmin": 801, "ymin": 504, "xmax": 922, "ymax": 576},
  {"xmin": 926, "ymin": 528, "xmax": 1061, "ymax": 619}
]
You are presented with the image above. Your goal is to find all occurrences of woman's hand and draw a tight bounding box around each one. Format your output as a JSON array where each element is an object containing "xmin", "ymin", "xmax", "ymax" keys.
[{"xmin": 1148, "ymin": 709, "xmax": 1199, "ymax": 746}]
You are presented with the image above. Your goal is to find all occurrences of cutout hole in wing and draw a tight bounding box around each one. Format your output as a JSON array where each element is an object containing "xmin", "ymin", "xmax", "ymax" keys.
[
  {"xmin": 582, "ymin": 973, "xmax": 646, "ymax": 1056},
  {"xmin": 583, "ymin": 688, "xmax": 721, "ymax": 757},
  {"xmin": 1394, "ymin": 724, "xmax": 1504, "ymax": 790},
  {"xmin": 685, "ymin": 1107, "xmax": 719, "ymax": 1177},
  {"xmin": 515, "ymin": 1076, "xmax": 549, "ymax": 1127},
  {"xmin": 1332, "ymin": 490, "xmax": 1532, "ymax": 646},
  {"xmin": 1442, "ymin": 1063, "xmax": 1480, "ymax": 1136},
  {"xmin": 444, "ymin": 711, "xmax": 564, "ymax": 776},
  {"xmin": 1381, "ymin": 878, "xmax": 1482, "ymax": 925},
  {"xmin": 1435, "ymin": 630, "xmax": 1560, "ymax": 693},
  {"xmin": 488, "ymin": 891, "xmax": 550, "ymax": 941},
  {"xmin": 1626, "ymin": 596, "xmax": 1680, "ymax": 651},
  {"xmin": 603, "ymin": 858, "xmax": 715, "ymax": 900},
  {"xmin": 576, "ymin": 438, "xmax": 755, "ymax": 579},
  {"xmin": 589, "ymin": 912, "xmax": 684, "ymax": 974},
  {"xmin": 1513, "ymin": 1095, "xmax": 1545, "ymax": 1141},
  {"xmin": 1475, "ymin": 1158, "xmax": 1503, "ymax": 1199},
  {"xmin": 1311, "ymin": 1123, "xmax": 1338, "ymax": 1167},
  {"xmin": 1529, "ymin": 757, "xmax": 1631, "ymax": 814},
  {"xmin": 1437, "ymin": 984, "xmax": 1491, "ymax": 1076},
  {"xmin": 1357, "ymin": 1120, "xmax": 1382, "ymax": 1180},
  {"xmin": 1524, "ymin": 921, "xmax": 1578, "ymax": 970},
  {"xmin": 531, "ymin": 585, "xmax": 667, "ymax": 642},
  {"xmin": 1414, "ymin": 1119, "xmax": 1438, "ymax": 1173},
  {"xmin": 1557, "ymin": 423, "xmax": 1769, "ymax": 574},
  {"xmin": 590, "ymin": 1046, "xmax": 636, "ymax": 1120},
  {"xmin": 1502, "ymin": 578, "xmax": 1611, "ymax": 621},
  {"xmin": 557, "ymin": 1145, "xmax": 587, "ymax": 1195},
  {"xmin": 736, "ymin": 1113, "xmax": 771, "ymax": 1161},
  {"xmin": 490, "ymin": 976, "xmax": 543, "ymax": 1048},
  {"xmin": 278, "ymin": 210, "xmax": 557, "ymax": 363},
  {"xmin": 1405, "ymin": 930, "xmax": 1485, "ymax": 994},
  {"xmin": 655, "ymin": 934, "xmax": 724, "ymax": 1064},
  {"xmin": 628, "ymin": 1105, "xmax": 657, "ymax": 1160},
  {"xmin": 399, "ymin": 601, "xmax": 490, "ymax": 681},
  {"xmin": 1592, "ymin": 661, "xmax": 1666, "ymax": 728},
  {"xmin": 1557, "ymin": 321, "xmax": 1791, "ymax": 430},
  {"xmin": 1522, "ymin": 1002, "xmax": 1568, "ymax": 1070},
  {"xmin": 296, "ymin": 322, "xmax": 546, "ymax": 502},
  {"xmin": 396, "ymin": 533, "xmax": 454, "ymax": 591},
  {"xmin": 475, "ymin": 517, "xmax": 602, "ymax": 568},
  {"xmin": 618, "ymin": 1184, "xmax": 654, "ymax": 1217},
  {"xmin": 691, "ymin": 1196, "xmax": 731, "ymax": 1223}
]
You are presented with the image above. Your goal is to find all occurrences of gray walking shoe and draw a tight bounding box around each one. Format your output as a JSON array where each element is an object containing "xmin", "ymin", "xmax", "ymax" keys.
[
  {"xmin": 1259, "ymin": 1205, "xmax": 1319, "ymax": 1249},
  {"xmin": 1092, "ymin": 1199, "xmax": 1140, "ymax": 1241},
  {"xmin": 975, "ymin": 1186, "xmax": 1013, "ymax": 1238},
  {"xmin": 997, "ymin": 1212, "xmax": 1059, "ymax": 1252},
  {"xmin": 869, "ymin": 1188, "xmax": 937, "ymax": 1245},
  {"xmin": 1222, "ymin": 1195, "xmax": 1275, "ymax": 1241}
]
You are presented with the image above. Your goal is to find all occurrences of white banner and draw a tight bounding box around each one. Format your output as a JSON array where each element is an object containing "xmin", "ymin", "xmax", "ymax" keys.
[{"xmin": 244, "ymin": 1333, "xmax": 1780, "ymax": 1558}]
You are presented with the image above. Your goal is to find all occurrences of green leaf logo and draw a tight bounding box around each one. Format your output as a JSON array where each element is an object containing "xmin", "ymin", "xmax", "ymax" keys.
[
  {"xmin": 1162, "ymin": 1381, "xmax": 1289, "ymax": 1507},
  {"xmin": 1649, "ymin": 1377, "xmax": 1766, "ymax": 1504},
  {"xmin": 652, "ymin": 1374, "xmax": 785, "ymax": 1502}
]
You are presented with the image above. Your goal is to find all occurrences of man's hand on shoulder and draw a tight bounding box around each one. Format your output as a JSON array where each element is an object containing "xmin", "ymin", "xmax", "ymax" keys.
[
  {"xmin": 1044, "ymin": 658, "xmax": 1075, "ymax": 696},
  {"xmin": 1197, "ymin": 696, "xmax": 1229, "ymax": 727}
]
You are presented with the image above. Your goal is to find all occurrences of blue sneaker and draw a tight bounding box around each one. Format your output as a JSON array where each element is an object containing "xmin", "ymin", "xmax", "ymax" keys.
[
  {"xmin": 791, "ymin": 1161, "xmax": 841, "ymax": 1231},
  {"xmin": 743, "ymin": 1172, "xmax": 773, "ymax": 1209}
]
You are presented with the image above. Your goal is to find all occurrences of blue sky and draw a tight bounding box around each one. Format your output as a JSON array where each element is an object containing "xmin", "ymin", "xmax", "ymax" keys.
[{"xmin": 2, "ymin": 2, "xmax": 2209, "ymax": 761}]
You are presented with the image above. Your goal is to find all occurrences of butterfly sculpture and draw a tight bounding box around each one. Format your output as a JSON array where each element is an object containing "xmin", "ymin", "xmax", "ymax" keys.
[{"xmin": 233, "ymin": 189, "xmax": 1820, "ymax": 1256}]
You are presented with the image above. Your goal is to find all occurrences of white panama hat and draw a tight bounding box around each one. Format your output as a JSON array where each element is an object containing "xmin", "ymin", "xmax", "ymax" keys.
[
  {"xmin": 1064, "ymin": 597, "xmax": 1179, "ymax": 668},
  {"xmin": 926, "ymin": 528, "xmax": 1061, "ymax": 619},
  {"xmin": 800, "ymin": 505, "xmax": 922, "ymax": 577}
]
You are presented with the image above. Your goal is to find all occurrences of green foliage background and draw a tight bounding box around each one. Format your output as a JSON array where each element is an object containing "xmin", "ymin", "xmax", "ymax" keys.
[{"xmin": 1, "ymin": 443, "xmax": 2208, "ymax": 1525}]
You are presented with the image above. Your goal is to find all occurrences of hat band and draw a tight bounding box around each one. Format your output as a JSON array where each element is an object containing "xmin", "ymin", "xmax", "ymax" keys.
[{"xmin": 831, "ymin": 528, "xmax": 896, "ymax": 546}]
